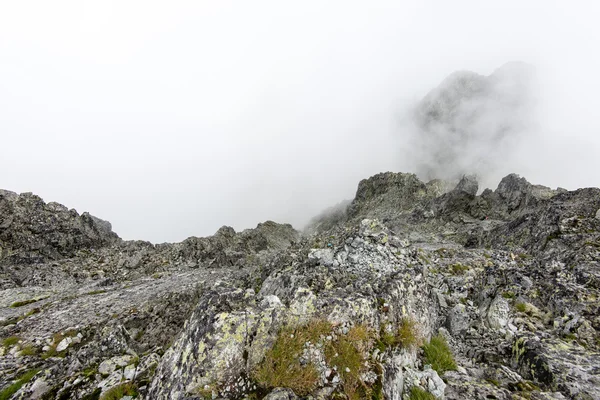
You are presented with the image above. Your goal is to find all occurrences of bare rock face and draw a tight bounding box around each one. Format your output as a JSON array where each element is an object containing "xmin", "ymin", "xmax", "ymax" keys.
[
  {"xmin": 0, "ymin": 191, "xmax": 119, "ymax": 265},
  {"xmin": 1, "ymin": 171, "xmax": 600, "ymax": 400}
]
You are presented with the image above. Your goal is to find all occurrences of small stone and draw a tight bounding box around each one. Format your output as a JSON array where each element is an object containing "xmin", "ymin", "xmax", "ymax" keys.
[
  {"xmin": 124, "ymin": 364, "xmax": 136, "ymax": 380},
  {"xmin": 29, "ymin": 378, "xmax": 50, "ymax": 399},
  {"xmin": 56, "ymin": 337, "xmax": 73, "ymax": 352}
]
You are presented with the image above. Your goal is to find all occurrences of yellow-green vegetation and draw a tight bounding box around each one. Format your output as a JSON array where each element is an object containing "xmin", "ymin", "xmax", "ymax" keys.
[
  {"xmin": 254, "ymin": 320, "xmax": 380, "ymax": 399},
  {"xmin": 377, "ymin": 317, "xmax": 422, "ymax": 352},
  {"xmin": 41, "ymin": 330, "xmax": 78, "ymax": 359},
  {"xmin": 324, "ymin": 324, "xmax": 373, "ymax": 400},
  {"xmin": 515, "ymin": 302, "xmax": 527, "ymax": 313},
  {"xmin": 82, "ymin": 365, "xmax": 98, "ymax": 378},
  {"xmin": 99, "ymin": 382, "xmax": 138, "ymax": 400},
  {"xmin": 0, "ymin": 369, "xmax": 39, "ymax": 400},
  {"xmin": 2, "ymin": 336, "xmax": 21, "ymax": 347},
  {"xmin": 450, "ymin": 263, "xmax": 469, "ymax": 274},
  {"xmin": 20, "ymin": 344, "xmax": 38, "ymax": 356},
  {"xmin": 16, "ymin": 307, "xmax": 41, "ymax": 323},
  {"xmin": 255, "ymin": 318, "xmax": 430, "ymax": 399},
  {"xmin": 422, "ymin": 334, "xmax": 457, "ymax": 374},
  {"xmin": 409, "ymin": 386, "xmax": 436, "ymax": 400},
  {"xmin": 9, "ymin": 299, "xmax": 39, "ymax": 308},
  {"xmin": 502, "ymin": 291, "xmax": 516, "ymax": 299},
  {"xmin": 486, "ymin": 378, "xmax": 500, "ymax": 387},
  {"xmin": 84, "ymin": 290, "xmax": 107, "ymax": 296},
  {"xmin": 196, "ymin": 384, "xmax": 216, "ymax": 400},
  {"xmin": 253, "ymin": 320, "xmax": 331, "ymax": 395}
]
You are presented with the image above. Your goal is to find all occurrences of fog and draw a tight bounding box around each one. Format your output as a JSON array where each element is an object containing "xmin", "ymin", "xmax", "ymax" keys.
[{"xmin": 1, "ymin": 1, "xmax": 599, "ymax": 243}]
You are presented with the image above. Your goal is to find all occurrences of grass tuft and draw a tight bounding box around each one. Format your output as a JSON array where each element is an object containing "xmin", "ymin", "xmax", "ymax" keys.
[
  {"xmin": 376, "ymin": 317, "xmax": 422, "ymax": 352},
  {"xmin": 450, "ymin": 263, "xmax": 469, "ymax": 274},
  {"xmin": 84, "ymin": 290, "xmax": 107, "ymax": 296},
  {"xmin": 2, "ymin": 336, "xmax": 21, "ymax": 347},
  {"xmin": 0, "ymin": 369, "xmax": 39, "ymax": 400},
  {"xmin": 10, "ymin": 299, "xmax": 39, "ymax": 308},
  {"xmin": 324, "ymin": 324, "xmax": 372, "ymax": 400},
  {"xmin": 515, "ymin": 302, "xmax": 527, "ymax": 313},
  {"xmin": 100, "ymin": 382, "xmax": 138, "ymax": 400},
  {"xmin": 253, "ymin": 320, "xmax": 331, "ymax": 395},
  {"xmin": 409, "ymin": 386, "xmax": 436, "ymax": 400},
  {"xmin": 422, "ymin": 334, "xmax": 457, "ymax": 374},
  {"xmin": 20, "ymin": 344, "xmax": 38, "ymax": 356}
]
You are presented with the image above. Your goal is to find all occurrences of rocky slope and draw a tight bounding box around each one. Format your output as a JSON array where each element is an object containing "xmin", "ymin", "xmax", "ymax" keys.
[{"xmin": 1, "ymin": 171, "xmax": 599, "ymax": 400}]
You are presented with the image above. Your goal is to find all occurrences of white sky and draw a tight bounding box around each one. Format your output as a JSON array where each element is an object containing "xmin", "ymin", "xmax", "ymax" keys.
[{"xmin": 1, "ymin": 1, "xmax": 599, "ymax": 242}]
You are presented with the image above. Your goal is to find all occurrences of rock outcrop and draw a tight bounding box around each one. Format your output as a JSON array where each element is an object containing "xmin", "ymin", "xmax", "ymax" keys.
[{"xmin": 1, "ymin": 171, "xmax": 599, "ymax": 400}]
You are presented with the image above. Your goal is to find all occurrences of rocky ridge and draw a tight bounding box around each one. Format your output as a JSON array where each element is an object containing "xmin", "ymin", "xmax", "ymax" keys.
[{"xmin": 1, "ymin": 171, "xmax": 599, "ymax": 400}]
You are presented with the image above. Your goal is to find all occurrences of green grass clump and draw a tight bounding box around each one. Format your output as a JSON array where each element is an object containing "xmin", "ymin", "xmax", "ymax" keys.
[
  {"xmin": 324, "ymin": 325, "xmax": 372, "ymax": 400},
  {"xmin": 396, "ymin": 317, "xmax": 422, "ymax": 350},
  {"xmin": 376, "ymin": 317, "xmax": 422, "ymax": 352},
  {"xmin": 409, "ymin": 386, "xmax": 436, "ymax": 400},
  {"xmin": 502, "ymin": 291, "xmax": 516, "ymax": 299},
  {"xmin": 0, "ymin": 369, "xmax": 39, "ymax": 400},
  {"xmin": 196, "ymin": 384, "xmax": 216, "ymax": 399},
  {"xmin": 253, "ymin": 320, "xmax": 331, "ymax": 395},
  {"xmin": 2, "ymin": 336, "xmax": 21, "ymax": 347},
  {"xmin": 82, "ymin": 365, "xmax": 98, "ymax": 378},
  {"xmin": 450, "ymin": 263, "xmax": 469, "ymax": 274},
  {"xmin": 422, "ymin": 334, "xmax": 457, "ymax": 374},
  {"xmin": 515, "ymin": 302, "xmax": 527, "ymax": 313},
  {"xmin": 19, "ymin": 344, "xmax": 38, "ymax": 356},
  {"xmin": 84, "ymin": 290, "xmax": 107, "ymax": 296},
  {"xmin": 10, "ymin": 299, "xmax": 39, "ymax": 308},
  {"xmin": 99, "ymin": 382, "xmax": 138, "ymax": 400}
]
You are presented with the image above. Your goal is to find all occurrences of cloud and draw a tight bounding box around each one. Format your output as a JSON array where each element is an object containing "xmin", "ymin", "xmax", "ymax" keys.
[{"xmin": 0, "ymin": 1, "xmax": 599, "ymax": 242}]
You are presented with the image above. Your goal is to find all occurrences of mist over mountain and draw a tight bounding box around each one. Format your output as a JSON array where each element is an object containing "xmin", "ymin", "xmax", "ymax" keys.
[
  {"xmin": 404, "ymin": 62, "xmax": 536, "ymax": 186},
  {"xmin": 3, "ymin": 2, "xmax": 600, "ymax": 398}
]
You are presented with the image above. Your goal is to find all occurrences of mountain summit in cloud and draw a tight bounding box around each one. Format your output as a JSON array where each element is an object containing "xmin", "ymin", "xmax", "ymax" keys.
[{"xmin": 405, "ymin": 61, "xmax": 537, "ymax": 185}]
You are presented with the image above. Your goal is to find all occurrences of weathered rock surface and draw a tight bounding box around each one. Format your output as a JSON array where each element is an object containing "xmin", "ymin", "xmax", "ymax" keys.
[{"xmin": 1, "ymin": 170, "xmax": 599, "ymax": 400}]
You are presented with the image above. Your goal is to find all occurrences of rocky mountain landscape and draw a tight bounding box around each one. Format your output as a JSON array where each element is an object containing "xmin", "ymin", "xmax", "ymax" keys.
[
  {"xmin": 2, "ymin": 66, "xmax": 599, "ymax": 400},
  {"xmin": 1, "ymin": 170, "xmax": 599, "ymax": 400}
]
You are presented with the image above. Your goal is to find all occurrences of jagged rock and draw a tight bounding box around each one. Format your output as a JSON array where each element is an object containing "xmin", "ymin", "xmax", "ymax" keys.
[
  {"xmin": 486, "ymin": 296, "xmax": 510, "ymax": 331},
  {"xmin": 1, "ymin": 167, "xmax": 599, "ymax": 400},
  {"xmin": 404, "ymin": 366, "xmax": 446, "ymax": 399},
  {"xmin": 29, "ymin": 378, "xmax": 51, "ymax": 399},
  {"xmin": 263, "ymin": 388, "xmax": 297, "ymax": 400},
  {"xmin": 455, "ymin": 175, "xmax": 479, "ymax": 196},
  {"xmin": 446, "ymin": 304, "xmax": 471, "ymax": 336}
]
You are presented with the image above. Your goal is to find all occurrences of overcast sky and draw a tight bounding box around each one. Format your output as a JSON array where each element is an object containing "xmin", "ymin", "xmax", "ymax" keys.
[{"xmin": 1, "ymin": 1, "xmax": 599, "ymax": 243}]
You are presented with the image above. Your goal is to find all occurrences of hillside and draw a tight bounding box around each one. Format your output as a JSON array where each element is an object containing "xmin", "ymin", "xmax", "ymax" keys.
[{"xmin": 1, "ymin": 171, "xmax": 599, "ymax": 400}]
